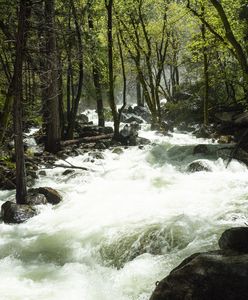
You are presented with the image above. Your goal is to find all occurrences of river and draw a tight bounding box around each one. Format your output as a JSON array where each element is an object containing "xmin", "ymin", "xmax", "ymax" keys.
[{"xmin": 0, "ymin": 119, "xmax": 248, "ymax": 300}]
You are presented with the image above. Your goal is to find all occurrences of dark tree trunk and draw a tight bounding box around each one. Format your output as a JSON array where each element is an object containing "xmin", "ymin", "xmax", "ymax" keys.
[
  {"xmin": 105, "ymin": 0, "xmax": 119, "ymax": 138},
  {"xmin": 88, "ymin": 6, "xmax": 105, "ymax": 127},
  {"xmin": 44, "ymin": 0, "xmax": 61, "ymax": 153},
  {"xmin": 117, "ymin": 33, "xmax": 126, "ymax": 123},
  {"xmin": 136, "ymin": 76, "xmax": 143, "ymax": 107},
  {"xmin": 66, "ymin": 0, "xmax": 84, "ymax": 139},
  {"xmin": 13, "ymin": 0, "xmax": 31, "ymax": 204},
  {"xmin": 201, "ymin": 11, "xmax": 209, "ymax": 126}
]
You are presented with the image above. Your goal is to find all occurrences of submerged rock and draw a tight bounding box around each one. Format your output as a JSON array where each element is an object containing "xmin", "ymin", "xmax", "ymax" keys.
[
  {"xmin": 187, "ymin": 160, "xmax": 211, "ymax": 172},
  {"xmin": 150, "ymin": 251, "xmax": 248, "ymax": 300},
  {"xmin": 1, "ymin": 201, "xmax": 37, "ymax": 224}
]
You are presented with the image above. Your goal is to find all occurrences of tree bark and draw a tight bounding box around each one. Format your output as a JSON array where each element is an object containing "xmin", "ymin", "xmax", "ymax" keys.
[
  {"xmin": 13, "ymin": 0, "xmax": 31, "ymax": 204},
  {"xmin": 105, "ymin": 0, "xmax": 119, "ymax": 138},
  {"xmin": 88, "ymin": 5, "xmax": 105, "ymax": 127},
  {"xmin": 66, "ymin": 0, "xmax": 84, "ymax": 139},
  {"xmin": 44, "ymin": 0, "xmax": 61, "ymax": 153}
]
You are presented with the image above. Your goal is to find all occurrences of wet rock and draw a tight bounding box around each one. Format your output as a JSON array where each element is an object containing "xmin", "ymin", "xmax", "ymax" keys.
[
  {"xmin": 193, "ymin": 144, "xmax": 209, "ymax": 155},
  {"xmin": 112, "ymin": 147, "xmax": 124, "ymax": 154},
  {"xmin": 126, "ymin": 114, "xmax": 144, "ymax": 124},
  {"xmin": 136, "ymin": 137, "xmax": 151, "ymax": 145},
  {"xmin": 126, "ymin": 105, "xmax": 134, "ymax": 114},
  {"xmin": 95, "ymin": 141, "xmax": 107, "ymax": 150},
  {"xmin": 38, "ymin": 170, "xmax": 47, "ymax": 176},
  {"xmin": 37, "ymin": 187, "xmax": 62, "ymax": 205},
  {"xmin": 194, "ymin": 125, "xmax": 213, "ymax": 139},
  {"xmin": 219, "ymin": 227, "xmax": 248, "ymax": 253},
  {"xmin": 150, "ymin": 251, "xmax": 248, "ymax": 300},
  {"xmin": 133, "ymin": 105, "xmax": 151, "ymax": 123},
  {"xmin": 26, "ymin": 189, "xmax": 47, "ymax": 205},
  {"xmin": 62, "ymin": 169, "xmax": 75, "ymax": 176},
  {"xmin": 120, "ymin": 123, "xmax": 140, "ymax": 146},
  {"xmin": 76, "ymin": 124, "xmax": 113, "ymax": 138},
  {"xmin": 88, "ymin": 151, "xmax": 104, "ymax": 159},
  {"xmin": 187, "ymin": 160, "xmax": 211, "ymax": 172},
  {"xmin": 1, "ymin": 201, "xmax": 37, "ymax": 224},
  {"xmin": 26, "ymin": 175, "xmax": 35, "ymax": 187},
  {"xmin": 76, "ymin": 113, "xmax": 89, "ymax": 124},
  {"xmin": 217, "ymin": 135, "xmax": 233, "ymax": 144}
]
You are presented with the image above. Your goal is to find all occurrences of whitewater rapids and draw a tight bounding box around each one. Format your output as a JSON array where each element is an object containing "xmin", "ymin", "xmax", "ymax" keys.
[{"xmin": 0, "ymin": 124, "xmax": 248, "ymax": 300}]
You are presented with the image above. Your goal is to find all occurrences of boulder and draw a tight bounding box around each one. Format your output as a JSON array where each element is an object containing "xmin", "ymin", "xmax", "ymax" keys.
[
  {"xmin": 126, "ymin": 114, "xmax": 145, "ymax": 124},
  {"xmin": 150, "ymin": 251, "xmax": 248, "ymax": 300},
  {"xmin": 133, "ymin": 105, "xmax": 151, "ymax": 123},
  {"xmin": 217, "ymin": 135, "xmax": 233, "ymax": 144},
  {"xmin": 88, "ymin": 151, "xmax": 104, "ymax": 159},
  {"xmin": 194, "ymin": 125, "xmax": 213, "ymax": 139},
  {"xmin": 187, "ymin": 160, "xmax": 211, "ymax": 172},
  {"xmin": 219, "ymin": 227, "xmax": 248, "ymax": 253},
  {"xmin": 75, "ymin": 125, "xmax": 113, "ymax": 138},
  {"xmin": 26, "ymin": 189, "xmax": 47, "ymax": 205},
  {"xmin": 136, "ymin": 137, "xmax": 151, "ymax": 145},
  {"xmin": 37, "ymin": 187, "xmax": 62, "ymax": 205},
  {"xmin": 38, "ymin": 170, "xmax": 47, "ymax": 176},
  {"xmin": 76, "ymin": 113, "xmax": 89, "ymax": 124},
  {"xmin": 1, "ymin": 201, "xmax": 37, "ymax": 224},
  {"xmin": 120, "ymin": 123, "xmax": 139, "ymax": 146}
]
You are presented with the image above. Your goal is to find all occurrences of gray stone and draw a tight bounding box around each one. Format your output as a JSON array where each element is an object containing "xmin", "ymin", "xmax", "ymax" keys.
[
  {"xmin": 219, "ymin": 227, "xmax": 248, "ymax": 253},
  {"xmin": 187, "ymin": 160, "xmax": 211, "ymax": 172},
  {"xmin": 150, "ymin": 251, "xmax": 248, "ymax": 300},
  {"xmin": 37, "ymin": 187, "xmax": 62, "ymax": 205},
  {"xmin": 1, "ymin": 201, "xmax": 37, "ymax": 224}
]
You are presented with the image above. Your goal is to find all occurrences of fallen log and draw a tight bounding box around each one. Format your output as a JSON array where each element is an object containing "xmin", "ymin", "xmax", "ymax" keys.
[
  {"xmin": 43, "ymin": 158, "xmax": 91, "ymax": 171},
  {"xmin": 61, "ymin": 133, "xmax": 113, "ymax": 147}
]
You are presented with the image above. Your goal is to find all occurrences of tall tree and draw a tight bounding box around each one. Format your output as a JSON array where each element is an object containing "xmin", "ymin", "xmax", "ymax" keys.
[
  {"xmin": 43, "ymin": 0, "xmax": 61, "ymax": 153},
  {"xmin": 66, "ymin": 0, "xmax": 84, "ymax": 139},
  {"xmin": 88, "ymin": 1, "xmax": 105, "ymax": 127},
  {"xmin": 13, "ymin": 0, "xmax": 31, "ymax": 204},
  {"xmin": 105, "ymin": 0, "xmax": 119, "ymax": 138}
]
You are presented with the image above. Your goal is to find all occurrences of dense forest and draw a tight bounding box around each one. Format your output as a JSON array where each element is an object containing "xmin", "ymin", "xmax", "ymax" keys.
[{"xmin": 0, "ymin": 0, "xmax": 248, "ymax": 299}]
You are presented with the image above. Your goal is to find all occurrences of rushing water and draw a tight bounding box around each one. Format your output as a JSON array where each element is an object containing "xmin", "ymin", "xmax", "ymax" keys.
[{"xmin": 0, "ymin": 121, "xmax": 248, "ymax": 300}]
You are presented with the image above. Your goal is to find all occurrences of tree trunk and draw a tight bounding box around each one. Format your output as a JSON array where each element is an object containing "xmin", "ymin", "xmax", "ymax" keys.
[
  {"xmin": 66, "ymin": 0, "xmax": 84, "ymax": 139},
  {"xmin": 44, "ymin": 0, "xmax": 61, "ymax": 153},
  {"xmin": 13, "ymin": 0, "xmax": 31, "ymax": 204},
  {"xmin": 201, "ymin": 15, "xmax": 209, "ymax": 126},
  {"xmin": 136, "ymin": 76, "xmax": 143, "ymax": 107},
  {"xmin": 209, "ymin": 0, "xmax": 248, "ymax": 102},
  {"xmin": 88, "ymin": 6, "xmax": 105, "ymax": 127},
  {"xmin": 105, "ymin": 0, "xmax": 119, "ymax": 138}
]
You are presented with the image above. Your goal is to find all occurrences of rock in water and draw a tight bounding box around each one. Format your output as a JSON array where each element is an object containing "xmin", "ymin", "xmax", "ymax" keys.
[
  {"xmin": 150, "ymin": 251, "xmax": 248, "ymax": 300},
  {"xmin": 187, "ymin": 160, "xmax": 211, "ymax": 172},
  {"xmin": 1, "ymin": 201, "xmax": 36, "ymax": 224},
  {"xmin": 219, "ymin": 227, "xmax": 248, "ymax": 253},
  {"xmin": 37, "ymin": 187, "xmax": 62, "ymax": 205}
]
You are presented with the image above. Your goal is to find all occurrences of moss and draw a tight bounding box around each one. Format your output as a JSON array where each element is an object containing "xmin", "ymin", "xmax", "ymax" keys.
[{"xmin": 0, "ymin": 155, "xmax": 15, "ymax": 169}]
